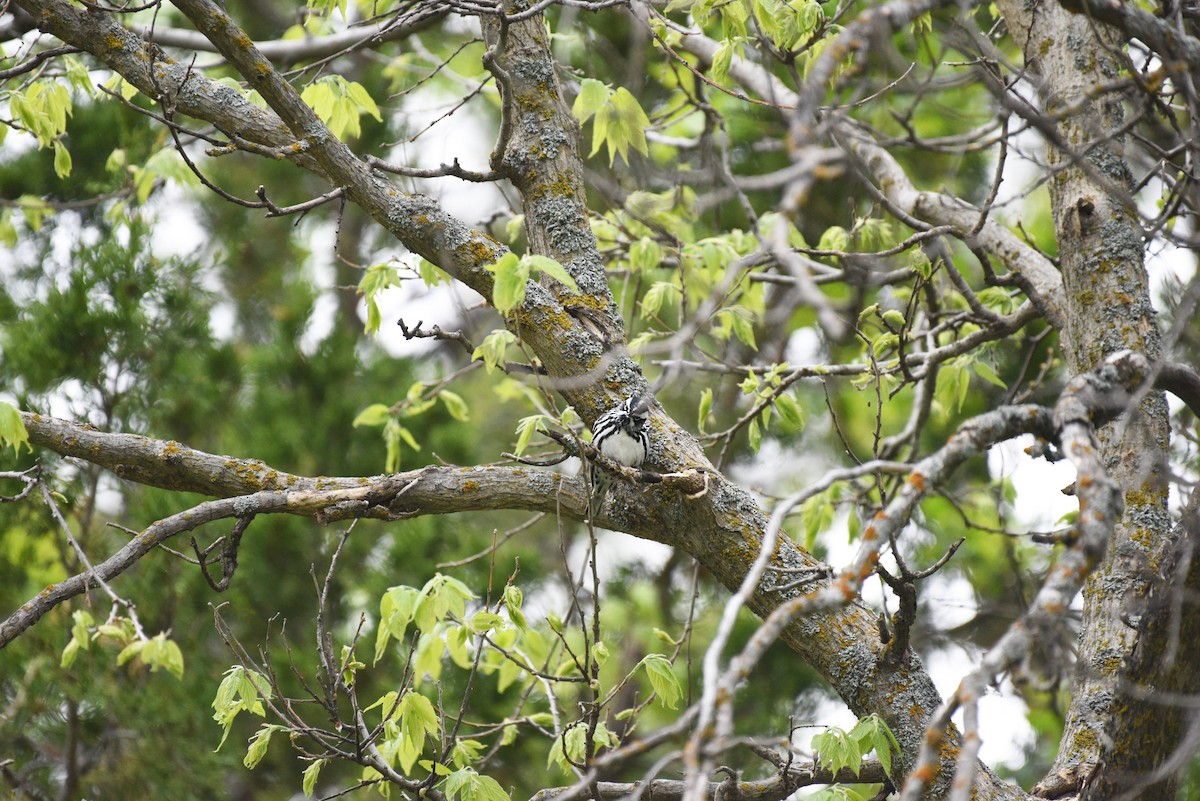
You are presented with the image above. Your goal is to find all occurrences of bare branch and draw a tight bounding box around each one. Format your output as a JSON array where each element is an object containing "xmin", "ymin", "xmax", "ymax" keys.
[
  {"xmin": 133, "ymin": 7, "xmax": 448, "ymax": 65},
  {"xmin": 531, "ymin": 761, "xmax": 891, "ymax": 801}
]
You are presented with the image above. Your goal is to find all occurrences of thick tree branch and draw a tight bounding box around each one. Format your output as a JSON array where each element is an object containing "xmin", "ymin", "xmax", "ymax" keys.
[
  {"xmin": 530, "ymin": 761, "xmax": 892, "ymax": 801},
  {"xmin": 1156, "ymin": 361, "xmax": 1200, "ymax": 419}
]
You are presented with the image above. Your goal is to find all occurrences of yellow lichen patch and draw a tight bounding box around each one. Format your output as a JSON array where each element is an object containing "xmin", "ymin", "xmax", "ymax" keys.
[
  {"xmin": 548, "ymin": 175, "xmax": 577, "ymax": 198},
  {"xmin": 1073, "ymin": 727, "xmax": 1099, "ymax": 752},
  {"xmin": 907, "ymin": 471, "xmax": 925, "ymax": 491},
  {"xmin": 1129, "ymin": 527, "xmax": 1155, "ymax": 548},
  {"xmin": 458, "ymin": 238, "xmax": 502, "ymax": 266},
  {"xmin": 462, "ymin": 480, "xmax": 480, "ymax": 493},
  {"xmin": 104, "ymin": 33, "xmax": 125, "ymax": 52}
]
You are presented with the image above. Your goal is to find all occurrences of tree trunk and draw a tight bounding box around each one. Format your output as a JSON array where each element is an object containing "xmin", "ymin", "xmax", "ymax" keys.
[{"xmin": 993, "ymin": 3, "xmax": 1182, "ymax": 797}]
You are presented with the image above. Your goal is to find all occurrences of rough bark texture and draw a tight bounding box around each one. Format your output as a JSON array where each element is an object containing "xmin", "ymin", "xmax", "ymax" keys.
[{"xmin": 993, "ymin": 2, "xmax": 1179, "ymax": 797}]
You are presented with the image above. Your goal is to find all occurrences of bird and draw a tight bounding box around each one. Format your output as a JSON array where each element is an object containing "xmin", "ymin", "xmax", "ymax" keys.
[{"xmin": 588, "ymin": 394, "xmax": 651, "ymax": 518}]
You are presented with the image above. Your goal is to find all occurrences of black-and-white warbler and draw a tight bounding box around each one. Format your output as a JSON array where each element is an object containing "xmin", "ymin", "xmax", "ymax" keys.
[{"xmin": 588, "ymin": 394, "xmax": 651, "ymax": 517}]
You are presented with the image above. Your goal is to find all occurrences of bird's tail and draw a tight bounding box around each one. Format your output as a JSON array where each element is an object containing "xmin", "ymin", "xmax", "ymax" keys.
[{"xmin": 588, "ymin": 471, "xmax": 611, "ymax": 520}]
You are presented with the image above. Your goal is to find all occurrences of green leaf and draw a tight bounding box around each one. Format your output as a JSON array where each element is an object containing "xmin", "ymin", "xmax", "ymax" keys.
[
  {"xmin": 340, "ymin": 644, "xmax": 365, "ymax": 686},
  {"xmin": 711, "ymin": 38, "xmax": 736, "ymax": 83},
  {"xmin": 345, "ymin": 79, "xmax": 383, "ymax": 121},
  {"xmin": 653, "ymin": 628, "xmax": 681, "ymax": 647},
  {"xmin": 484, "ymin": 253, "xmax": 527, "ymax": 313},
  {"xmin": 640, "ymin": 281, "xmax": 681, "ymax": 319},
  {"xmin": 440, "ymin": 767, "xmax": 510, "ymax": 801},
  {"xmin": 243, "ymin": 724, "xmax": 279, "ymax": 769},
  {"xmin": 911, "ymin": 249, "xmax": 933, "ymax": 279},
  {"xmin": 524, "ymin": 254, "xmax": 579, "ymax": 293},
  {"xmin": 697, "ymin": 388, "xmax": 713, "ymax": 434},
  {"xmin": 415, "ymin": 573, "xmax": 476, "ymax": 633},
  {"xmin": 70, "ymin": 609, "xmax": 93, "ymax": 649},
  {"xmin": 629, "ymin": 238, "xmax": 663, "ymax": 272},
  {"xmin": 871, "ymin": 332, "xmax": 899, "ymax": 359},
  {"xmin": 400, "ymin": 690, "xmax": 441, "ymax": 744},
  {"xmin": 800, "ymin": 489, "xmax": 835, "ymax": 550},
  {"xmin": 513, "ymin": 414, "xmax": 548, "ymax": 457},
  {"xmin": 972, "ymin": 360, "xmax": 1007, "ymax": 389},
  {"xmin": 440, "ymin": 390, "xmax": 470, "ymax": 422},
  {"xmin": 812, "ymin": 725, "xmax": 862, "ymax": 776},
  {"xmin": 366, "ymin": 690, "xmax": 401, "ymax": 723},
  {"xmin": 589, "ymin": 102, "xmax": 610, "ymax": 159},
  {"xmin": 102, "ymin": 73, "xmax": 139, "ymax": 101},
  {"xmin": 639, "ymin": 653, "xmax": 682, "ymax": 709},
  {"xmin": 135, "ymin": 148, "xmax": 199, "ymax": 204},
  {"xmin": 421, "ymin": 759, "xmax": 456, "ymax": 776},
  {"xmin": 589, "ymin": 87, "xmax": 652, "ymax": 164},
  {"xmin": 358, "ymin": 262, "xmax": 401, "ymax": 334},
  {"xmin": 17, "ymin": 195, "xmax": 49, "ymax": 231},
  {"xmin": 726, "ymin": 307, "xmax": 758, "ymax": 350},
  {"xmin": 376, "ymin": 585, "xmax": 421, "ymax": 663},
  {"xmin": 302, "ymin": 759, "xmax": 326, "ymax": 797},
  {"xmin": 571, "ymin": 78, "xmax": 610, "ymax": 123},
  {"xmin": 484, "ymin": 254, "xmax": 524, "ymax": 310},
  {"xmin": 61, "ymin": 638, "xmax": 81, "ymax": 669},
  {"xmin": 446, "ymin": 623, "xmax": 473, "ymax": 669},
  {"xmin": 52, "ymin": 140, "xmax": 73, "ymax": 178},
  {"xmin": 774, "ymin": 393, "xmax": 805, "ymax": 431},
  {"xmin": 451, "ymin": 739, "xmax": 486, "ymax": 769},
  {"xmin": 353, "ymin": 403, "xmax": 393, "ymax": 428},
  {"xmin": 504, "ymin": 215, "xmax": 526, "ymax": 244},
  {"xmin": 747, "ymin": 418, "xmax": 762, "ymax": 453},
  {"xmin": 301, "ymin": 76, "xmax": 379, "ymax": 139},
  {"xmin": 817, "ymin": 225, "xmax": 850, "ymax": 252},
  {"xmin": 419, "ymin": 258, "xmax": 446, "ymax": 287},
  {"xmin": 470, "ymin": 611, "xmax": 505, "ymax": 634},
  {"xmin": 105, "ymin": 148, "xmax": 127, "ymax": 174},
  {"xmin": 116, "ymin": 639, "xmax": 145, "ymax": 668},
  {"xmin": 472, "ymin": 329, "xmax": 518, "ymax": 374},
  {"xmin": 502, "ymin": 584, "xmax": 527, "ymax": 631},
  {"xmin": 393, "ymin": 419, "xmax": 417, "ymax": 450},
  {"xmin": 849, "ymin": 714, "xmax": 900, "ymax": 780},
  {"xmin": 159, "ymin": 637, "xmax": 185, "ymax": 679}
]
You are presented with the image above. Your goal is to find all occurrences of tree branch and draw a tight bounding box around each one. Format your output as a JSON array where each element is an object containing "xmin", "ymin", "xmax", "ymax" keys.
[
  {"xmin": 1058, "ymin": 0, "xmax": 1200, "ymax": 72},
  {"xmin": 672, "ymin": 31, "xmax": 1068, "ymax": 329},
  {"xmin": 899, "ymin": 350, "xmax": 1152, "ymax": 801},
  {"xmin": 530, "ymin": 761, "xmax": 891, "ymax": 801},
  {"xmin": 133, "ymin": 7, "xmax": 448, "ymax": 65}
]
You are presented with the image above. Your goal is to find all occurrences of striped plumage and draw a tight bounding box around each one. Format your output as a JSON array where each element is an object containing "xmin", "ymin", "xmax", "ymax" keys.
[{"xmin": 588, "ymin": 394, "xmax": 651, "ymax": 517}]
